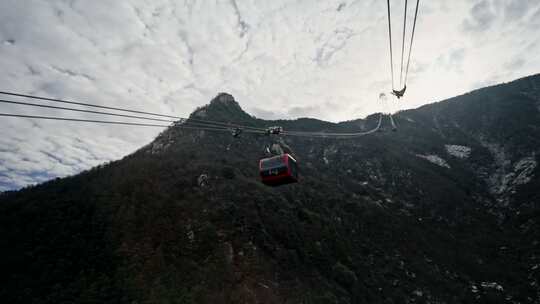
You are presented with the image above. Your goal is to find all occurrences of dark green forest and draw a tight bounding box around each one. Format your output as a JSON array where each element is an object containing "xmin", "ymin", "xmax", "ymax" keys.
[{"xmin": 1, "ymin": 74, "xmax": 539, "ymax": 303}]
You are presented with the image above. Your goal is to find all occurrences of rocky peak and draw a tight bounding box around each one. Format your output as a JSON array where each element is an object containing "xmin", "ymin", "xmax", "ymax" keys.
[
  {"xmin": 191, "ymin": 92, "xmax": 249, "ymax": 121},
  {"xmin": 145, "ymin": 93, "xmax": 255, "ymax": 155},
  {"xmin": 211, "ymin": 92, "xmax": 237, "ymax": 106}
]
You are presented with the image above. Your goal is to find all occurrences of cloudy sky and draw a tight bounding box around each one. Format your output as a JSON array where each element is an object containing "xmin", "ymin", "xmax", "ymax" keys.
[{"xmin": 1, "ymin": 0, "xmax": 539, "ymax": 191}]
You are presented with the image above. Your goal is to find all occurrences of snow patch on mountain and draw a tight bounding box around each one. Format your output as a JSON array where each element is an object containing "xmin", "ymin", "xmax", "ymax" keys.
[
  {"xmin": 480, "ymin": 136, "xmax": 536, "ymax": 199},
  {"xmin": 511, "ymin": 157, "xmax": 537, "ymax": 186},
  {"xmin": 323, "ymin": 145, "xmax": 338, "ymax": 165},
  {"xmin": 481, "ymin": 144, "xmax": 536, "ymax": 203},
  {"xmin": 416, "ymin": 154, "xmax": 450, "ymax": 168},
  {"xmin": 445, "ymin": 145, "xmax": 471, "ymax": 159},
  {"xmin": 403, "ymin": 116, "xmax": 415, "ymax": 123},
  {"xmin": 480, "ymin": 282, "xmax": 504, "ymax": 292},
  {"xmin": 478, "ymin": 140, "xmax": 511, "ymax": 196}
]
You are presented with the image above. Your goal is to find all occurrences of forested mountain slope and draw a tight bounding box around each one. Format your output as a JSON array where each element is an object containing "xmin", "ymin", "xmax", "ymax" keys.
[{"xmin": 1, "ymin": 74, "xmax": 539, "ymax": 303}]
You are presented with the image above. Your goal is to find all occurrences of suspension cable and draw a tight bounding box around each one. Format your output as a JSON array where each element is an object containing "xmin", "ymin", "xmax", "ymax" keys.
[
  {"xmin": 0, "ymin": 91, "xmax": 390, "ymax": 139},
  {"xmin": 0, "ymin": 112, "xmax": 266, "ymax": 134},
  {"xmin": 283, "ymin": 113, "xmax": 383, "ymax": 138},
  {"xmin": 0, "ymin": 106, "xmax": 387, "ymax": 138},
  {"xmin": 386, "ymin": 0, "xmax": 395, "ymax": 90},
  {"xmin": 0, "ymin": 113, "xmax": 173, "ymax": 128},
  {"xmin": 0, "ymin": 99, "xmax": 177, "ymax": 123},
  {"xmin": 0, "ymin": 98, "xmax": 260, "ymax": 131},
  {"xmin": 399, "ymin": 0, "xmax": 408, "ymax": 88},
  {"xmin": 0, "ymin": 90, "xmax": 178, "ymax": 118},
  {"xmin": 404, "ymin": 0, "xmax": 420, "ymax": 85},
  {"xmin": 0, "ymin": 90, "xmax": 266, "ymax": 132}
]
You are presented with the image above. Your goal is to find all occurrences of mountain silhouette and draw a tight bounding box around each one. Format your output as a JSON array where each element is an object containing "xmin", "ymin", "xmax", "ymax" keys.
[{"xmin": 1, "ymin": 74, "xmax": 539, "ymax": 303}]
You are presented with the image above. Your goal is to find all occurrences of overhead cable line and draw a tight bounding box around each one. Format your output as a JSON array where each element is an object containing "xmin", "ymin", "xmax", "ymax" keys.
[
  {"xmin": 283, "ymin": 113, "xmax": 383, "ymax": 138},
  {"xmin": 399, "ymin": 0, "xmax": 408, "ymax": 88},
  {"xmin": 0, "ymin": 90, "xmax": 179, "ymax": 119},
  {"xmin": 0, "ymin": 91, "xmax": 389, "ymax": 138},
  {"xmin": 0, "ymin": 98, "xmax": 256, "ymax": 130},
  {"xmin": 0, "ymin": 90, "xmax": 266, "ymax": 132},
  {"xmin": 386, "ymin": 0, "xmax": 420, "ymax": 98},
  {"xmin": 404, "ymin": 0, "xmax": 420, "ymax": 85},
  {"xmin": 386, "ymin": 0, "xmax": 395, "ymax": 90},
  {"xmin": 0, "ymin": 112, "xmax": 267, "ymax": 134},
  {"xmin": 0, "ymin": 113, "xmax": 173, "ymax": 128},
  {"xmin": 0, "ymin": 99, "xmax": 177, "ymax": 123}
]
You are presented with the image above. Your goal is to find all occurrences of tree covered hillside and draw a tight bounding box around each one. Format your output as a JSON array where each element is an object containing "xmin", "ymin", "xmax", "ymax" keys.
[{"xmin": 1, "ymin": 74, "xmax": 539, "ymax": 303}]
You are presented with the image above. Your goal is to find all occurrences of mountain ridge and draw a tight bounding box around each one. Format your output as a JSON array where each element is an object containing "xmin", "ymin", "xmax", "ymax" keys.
[{"xmin": 1, "ymin": 74, "xmax": 539, "ymax": 303}]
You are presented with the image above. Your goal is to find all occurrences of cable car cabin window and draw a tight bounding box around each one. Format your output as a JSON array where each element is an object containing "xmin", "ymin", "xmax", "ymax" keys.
[
  {"xmin": 260, "ymin": 156, "xmax": 284, "ymax": 170},
  {"xmin": 259, "ymin": 154, "xmax": 298, "ymax": 186},
  {"xmin": 260, "ymin": 156, "xmax": 288, "ymax": 177}
]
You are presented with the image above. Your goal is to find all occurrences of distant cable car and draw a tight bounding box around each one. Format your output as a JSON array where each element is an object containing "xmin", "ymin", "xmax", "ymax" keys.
[
  {"xmin": 259, "ymin": 153, "xmax": 298, "ymax": 186},
  {"xmin": 231, "ymin": 127, "xmax": 242, "ymax": 137},
  {"xmin": 266, "ymin": 126, "xmax": 283, "ymax": 135}
]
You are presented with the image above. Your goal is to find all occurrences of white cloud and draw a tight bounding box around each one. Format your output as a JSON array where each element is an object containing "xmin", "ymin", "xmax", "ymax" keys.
[{"xmin": 0, "ymin": 0, "xmax": 539, "ymax": 190}]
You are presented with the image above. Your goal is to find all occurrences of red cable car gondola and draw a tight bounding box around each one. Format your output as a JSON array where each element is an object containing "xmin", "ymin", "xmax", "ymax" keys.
[{"xmin": 259, "ymin": 153, "xmax": 298, "ymax": 186}]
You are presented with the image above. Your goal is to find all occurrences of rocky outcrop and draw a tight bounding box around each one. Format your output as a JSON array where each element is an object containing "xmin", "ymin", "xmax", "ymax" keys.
[
  {"xmin": 416, "ymin": 154, "xmax": 451, "ymax": 168},
  {"xmin": 445, "ymin": 144, "xmax": 471, "ymax": 159}
]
